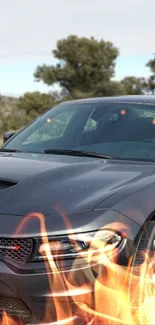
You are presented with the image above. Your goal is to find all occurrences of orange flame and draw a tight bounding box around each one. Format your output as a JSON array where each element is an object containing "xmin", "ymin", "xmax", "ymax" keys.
[
  {"xmin": 1, "ymin": 212, "xmax": 155, "ymax": 324},
  {"xmin": 1, "ymin": 310, "xmax": 23, "ymax": 325}
]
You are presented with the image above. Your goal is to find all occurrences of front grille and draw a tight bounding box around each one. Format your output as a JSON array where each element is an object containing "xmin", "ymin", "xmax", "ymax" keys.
[
  {"xmin": 0, "ymin": 296, "xmax": 32, "ymax": 324},
  {"xmin": 0, "ymin": 238, "xmax": 33, "ymax": 263}
]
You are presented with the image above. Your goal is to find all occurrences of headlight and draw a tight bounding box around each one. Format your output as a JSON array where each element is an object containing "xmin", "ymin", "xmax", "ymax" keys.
[{"xmin": 31, "ymin": 229, "xmax": 126, "ymax": 262}]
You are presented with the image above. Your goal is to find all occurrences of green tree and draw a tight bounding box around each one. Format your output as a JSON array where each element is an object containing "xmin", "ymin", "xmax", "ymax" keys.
[
  {"xmin": 0, "ymin": 107, "xmax": 27, "ymax": 132},
  {"xmin": 0, "ymin": 96, "xmax": 28, "ymax": 141},
  {"xmin": 120, "ymin": 76, "xmax": 146, "ymax": 95},
  {"xmin": 146, "ymin": 58, "xmax": 155, "ymax": 94},
  {"xmin": 18, "ymin": 91, "xmax": 55, "ymax": 120},
  {"xmin": 93, "ymin": 80, "xmax": 125, "ymax": 96},
  {"xmin": 34, "ymin": 35, "xmax": 119, "ymax": 97}
]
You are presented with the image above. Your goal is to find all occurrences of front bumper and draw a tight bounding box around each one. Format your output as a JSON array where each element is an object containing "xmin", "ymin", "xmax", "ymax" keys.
[
  {"xmin": 0, "ymin": 259, "xmax": 96, "ymax": 324},
  {"xmin": 0, "ymin": 209, "xmax": 140, "ymax": 323},
  {"xmin": 0, "ymin": 235, "xmax": 137, "ymax": 325}
]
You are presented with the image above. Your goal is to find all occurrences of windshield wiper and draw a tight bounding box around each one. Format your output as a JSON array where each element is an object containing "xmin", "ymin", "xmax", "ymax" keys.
[
  {"xmin": 0, "ymin": 148, "xmax": 22, "ymax": 153},
  {"xmin": 44, "ymin": 148, "xmax": 112, "ymax": 159}
]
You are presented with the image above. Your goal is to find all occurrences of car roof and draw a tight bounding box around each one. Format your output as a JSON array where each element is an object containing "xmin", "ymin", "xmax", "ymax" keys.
[{"xmin": 62, "ymin": 95, "xmax": 155, "ymax": 105}]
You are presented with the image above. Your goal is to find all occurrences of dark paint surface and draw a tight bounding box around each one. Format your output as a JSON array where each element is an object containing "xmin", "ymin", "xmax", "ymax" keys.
[
  {"xmin": 0, "ymin": 152, "xmax": 154, "ymax": 220},
  {"xmin": 0, "ymin": 150, "xmax": 154, "ymax": 238}
]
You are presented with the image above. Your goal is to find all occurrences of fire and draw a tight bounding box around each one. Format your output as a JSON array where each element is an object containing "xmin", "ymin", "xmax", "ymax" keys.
[
  {"xmin": 1, "ymin": 213, "xmax": 155, "ymax": 325},
  {"xmin": 1, "ymin": 311, "xmax": 23, "ymax": 325}
]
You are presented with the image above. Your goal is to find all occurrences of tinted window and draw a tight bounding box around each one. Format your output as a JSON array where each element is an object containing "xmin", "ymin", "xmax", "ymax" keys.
[{"xmin": 4, "ymin": 101, "xmax": 155, "ymax": 161}]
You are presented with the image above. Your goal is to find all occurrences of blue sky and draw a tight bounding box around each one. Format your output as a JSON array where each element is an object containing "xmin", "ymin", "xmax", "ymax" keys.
[
  {"xmin": 0, "ymin": 55, "xmax": 151, "ymax": 97},
  {"xmin": 1, "ymin": 0, "xmax": 154, "ymax": 97}
]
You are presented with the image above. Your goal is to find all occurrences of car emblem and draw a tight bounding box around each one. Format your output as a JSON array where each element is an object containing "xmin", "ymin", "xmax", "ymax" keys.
[{"xmin": 0, "ymin": 245, "xmax": 20, "ymax": 251}]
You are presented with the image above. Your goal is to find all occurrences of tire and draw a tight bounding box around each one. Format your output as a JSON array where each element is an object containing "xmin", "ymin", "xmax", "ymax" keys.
[{"xmin": 128, "ymin": 221, "xmax": 155, "ymax": 324}]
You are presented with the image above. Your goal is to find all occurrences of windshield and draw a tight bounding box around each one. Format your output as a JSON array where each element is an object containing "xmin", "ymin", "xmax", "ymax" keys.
[{"xmin": 3, "ymin": 100, "xmax": 155, "ymax": 161}]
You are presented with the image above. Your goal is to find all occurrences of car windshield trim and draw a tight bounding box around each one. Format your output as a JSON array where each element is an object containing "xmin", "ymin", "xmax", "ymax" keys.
[
  {"xmin": 44, "ymin": 148, "xmax": 113, "ymax": 159},
  {"xmin": 0, "ymin": 148, "xmax": 23, "ymax": 153}
]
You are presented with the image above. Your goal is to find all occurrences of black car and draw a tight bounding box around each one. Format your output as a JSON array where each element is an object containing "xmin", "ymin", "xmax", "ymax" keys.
[{"xmin": 0, "ymin": 95, "xmax": 155, "ymax": 324}]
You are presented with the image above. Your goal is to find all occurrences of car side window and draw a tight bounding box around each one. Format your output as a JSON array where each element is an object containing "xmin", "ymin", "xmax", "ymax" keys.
[{"xmin": 23, "ymin": 111, "xmax": 75, "ymax": 144}]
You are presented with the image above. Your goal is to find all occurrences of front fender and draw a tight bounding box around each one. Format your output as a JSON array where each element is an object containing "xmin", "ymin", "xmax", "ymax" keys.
[{"xmin": 96, "ymin": 181, "xmax": 155, "ymax": 227}]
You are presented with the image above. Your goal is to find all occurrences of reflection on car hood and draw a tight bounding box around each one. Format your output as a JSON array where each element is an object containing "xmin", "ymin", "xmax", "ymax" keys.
[{"xmin": 0, "ymin": 152, "xmax": 153, "ymax": 216}]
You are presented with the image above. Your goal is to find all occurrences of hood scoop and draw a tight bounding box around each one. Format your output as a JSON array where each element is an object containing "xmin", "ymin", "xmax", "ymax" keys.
[{"xmin": 0, "ymin": 180, "xmax": 17, "ymax": 191}]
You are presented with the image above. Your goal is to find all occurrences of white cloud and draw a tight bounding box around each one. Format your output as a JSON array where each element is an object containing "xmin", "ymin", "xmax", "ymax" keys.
[{"xmin": 0, "ymin": 0, "xmax": 155, "ymax": 61}]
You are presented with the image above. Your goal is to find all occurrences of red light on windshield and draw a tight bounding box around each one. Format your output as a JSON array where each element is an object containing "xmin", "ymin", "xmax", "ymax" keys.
[
  {"xmin": 120, "ymin": 109, "xmax": 126, "ymax": 116},
  {"xmin": 47, "ymin": 118, "xmax": 52, "ymax": 123}
]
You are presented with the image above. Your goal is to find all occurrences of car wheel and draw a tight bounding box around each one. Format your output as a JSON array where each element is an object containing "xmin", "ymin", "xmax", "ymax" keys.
[{"xmin": 128, "ymin": 220, "xmax": 155, "ymax": 324}]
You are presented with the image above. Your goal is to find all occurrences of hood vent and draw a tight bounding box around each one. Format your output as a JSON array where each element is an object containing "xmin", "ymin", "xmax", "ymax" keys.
[{"xmin": 0, "ymin": 180, "xmax": 17, "ymax": 191}]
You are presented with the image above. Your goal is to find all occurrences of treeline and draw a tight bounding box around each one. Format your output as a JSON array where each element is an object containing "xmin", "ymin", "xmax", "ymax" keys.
[{"xmin": 1, "ymin": 35, "xmax": 155, "ymax": 134}]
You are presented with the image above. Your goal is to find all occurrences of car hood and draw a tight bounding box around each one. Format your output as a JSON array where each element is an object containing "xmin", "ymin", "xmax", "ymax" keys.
[{"xmin": 0, "ymin": 152, "xmax": 153, "ymax": 216}]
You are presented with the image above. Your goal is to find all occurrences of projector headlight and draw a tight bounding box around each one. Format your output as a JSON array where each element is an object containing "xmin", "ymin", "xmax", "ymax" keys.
[{"xmin": 31, "ymin": 229, "xmax": 126, "ymax": 262}]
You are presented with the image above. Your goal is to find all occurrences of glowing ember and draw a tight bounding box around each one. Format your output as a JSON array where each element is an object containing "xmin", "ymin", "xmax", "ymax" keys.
[{"xmin": 120, "ymin": 109, "xmax": 126, "ymax": 116}]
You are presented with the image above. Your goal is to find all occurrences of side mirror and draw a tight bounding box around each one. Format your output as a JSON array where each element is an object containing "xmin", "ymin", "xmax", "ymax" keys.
[{"xmin": 3, "ymin": 131, "xmax": 16, "ymax": 143}]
